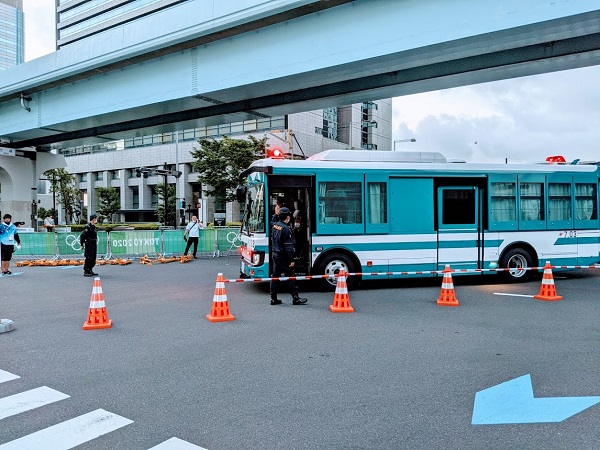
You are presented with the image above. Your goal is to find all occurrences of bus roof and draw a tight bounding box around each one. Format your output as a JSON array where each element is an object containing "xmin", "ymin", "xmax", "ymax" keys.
[{"xmin": 247, "ymin": 150, "xmax": 600, "ymax": 175}]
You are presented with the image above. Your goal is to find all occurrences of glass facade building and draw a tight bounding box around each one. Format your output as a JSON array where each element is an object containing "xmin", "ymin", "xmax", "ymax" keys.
[{"xmin": 0, "ymin": 0, "xmax": 24, "ymax": 69}]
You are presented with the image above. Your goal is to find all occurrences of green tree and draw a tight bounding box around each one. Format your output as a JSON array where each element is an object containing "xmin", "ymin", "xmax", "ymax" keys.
[
  {"xmin": 44, "ymin": 168, "xmax": 81, "ymax": 224},
  {"xmin": 191, "ymin": 135, "xmax": 267, "ymax": 202},
  {"xmin": 155, "ymin": 183, "xmax": 177, "ymax": 226},
  {"xmin": 96, "ymin": 187, "xmax": 121, "ymax": 223}
]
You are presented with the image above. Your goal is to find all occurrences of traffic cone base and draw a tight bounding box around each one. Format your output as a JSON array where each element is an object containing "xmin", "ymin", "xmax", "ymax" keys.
[
  {"xmin": 534, "ymin": 261, "xmax": 562, "ymax": 301},
  {"xmin": 83, "ymin": 277, "xmax": 113, "ymax": 330},
  {"xmin": 330, "ymin": 270, "xmax": 354, "ymax": 313},
  {"xmin": 437, "ymin": 265, "xmax": 459, "ymax": 306},
  {"xmin": 207, "ymin": 273, "xmax": 235, "ymax": 322}
]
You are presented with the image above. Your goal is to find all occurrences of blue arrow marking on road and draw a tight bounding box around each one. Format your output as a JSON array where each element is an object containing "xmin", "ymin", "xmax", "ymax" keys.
[{"xmin": 472, "ymin": 374, "xmax": 600, "ymax": 425}]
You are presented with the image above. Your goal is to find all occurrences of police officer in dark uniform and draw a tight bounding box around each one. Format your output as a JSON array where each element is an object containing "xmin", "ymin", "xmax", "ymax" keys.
[
  {"xmin": 80, "ymin": 214, "xmax": 99, "ymax": 277},
  {"xmin": 270, "ymin": 207, "xmax": 307, "ymax": 305}
]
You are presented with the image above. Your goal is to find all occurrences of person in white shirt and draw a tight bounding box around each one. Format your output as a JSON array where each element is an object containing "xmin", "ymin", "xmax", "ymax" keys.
[
  {"xmin": 183, "ymin": 215, "xmax": 201, "ymax": 258},
  {"xmin": 44, "ymin": 215, "xmax": 55, "ymax": 232}
]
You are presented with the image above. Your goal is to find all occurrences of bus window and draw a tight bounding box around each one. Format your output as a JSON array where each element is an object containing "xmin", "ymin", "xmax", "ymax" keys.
[
  {"xmin": 318, "ymin": 181, "xmax": 362, "ymax": 225},
  {"xmin": 575, "ymin": 183, "xmax": 597, "ymax": 221},
  {"xmin": 367, "ymin": 182, "xmax": 387, "ymax": 224},
  {"xmin": 548, "ymin": 182, "xmax": 572, "ymax": 227},
  {"xmin": 441, "ymin": 189, "xmax": 476, "ymax": 225}
]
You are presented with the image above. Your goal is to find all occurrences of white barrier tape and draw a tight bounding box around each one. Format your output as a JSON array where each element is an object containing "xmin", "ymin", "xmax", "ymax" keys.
[{"xmin": 225, "ymin": 264, "xmax": 600, "ymax": 283}]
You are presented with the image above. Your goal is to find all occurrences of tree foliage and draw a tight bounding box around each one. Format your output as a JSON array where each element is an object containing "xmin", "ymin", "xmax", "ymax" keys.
[
  {"xmin": 155, "ymin": 183, "xmax": 177, "ymax": 226},
  {"xmin": 44, "ymin": 168, "xmax": 82, "ymax": 224},
  {"xmin": 190, "ymin": 135, "xmax": 267, "ymax": 202},
  {"xmin": 96, "ymin": 187, "xmax": 121, "ymax": 223}
]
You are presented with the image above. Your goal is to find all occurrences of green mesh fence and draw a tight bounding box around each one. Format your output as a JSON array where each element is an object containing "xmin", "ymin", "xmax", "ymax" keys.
[
  {"xmin": 163, "ymin": 229, "xmax": 218, "ymax": 255},
  {"xmin": 109, "ymin": 231, "xmax": 161, "ymax": 257},
  {"xmin": 14, "ymin": 233, "xmax": 55, "ymax": 258},
  {"xmin": 56, "ymin": 231, "xmax": 109, "ymax": 258},
  {"xmin": 216, "ymin": 228, "xmax": 242, "ymax": 253}
]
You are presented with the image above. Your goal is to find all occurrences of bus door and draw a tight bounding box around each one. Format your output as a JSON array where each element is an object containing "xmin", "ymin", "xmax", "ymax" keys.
[
  {"xmin": 267, "ymin": 175, "xmax": 313, "ymax": 275},
  {"xmin": 437, "ymin": 186, "xmax": 482, "ymax": 272}
]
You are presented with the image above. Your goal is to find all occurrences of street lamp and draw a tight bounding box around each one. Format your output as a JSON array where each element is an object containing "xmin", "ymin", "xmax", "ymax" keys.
[{"xmin": 393, "ymin": 138, "xmax": 416, "ymax": 151}]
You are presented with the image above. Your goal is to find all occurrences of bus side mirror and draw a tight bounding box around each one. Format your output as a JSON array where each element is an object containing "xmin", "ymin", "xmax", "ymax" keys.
[{"xmin": 236, "ymin": 185, "xmax": 247, "ymax": 203}]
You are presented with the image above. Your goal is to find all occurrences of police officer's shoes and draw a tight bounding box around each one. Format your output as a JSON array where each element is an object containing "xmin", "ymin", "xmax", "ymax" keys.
[
  {"xmin": 83, "ymin": 272, "xmax": 94, "ymax": 277},
  {"xmin": 292, "ymin": 294, "xmax": 307, "ymax": 305},
  {"xmin": 270, "ymin": 294, "xmax": 283, "ymax": 305}
]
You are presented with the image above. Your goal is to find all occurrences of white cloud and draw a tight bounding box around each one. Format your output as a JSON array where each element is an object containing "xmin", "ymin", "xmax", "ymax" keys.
[{"xmin": 393, "ymin": 66, "xmax": 600, "ymax": 164}]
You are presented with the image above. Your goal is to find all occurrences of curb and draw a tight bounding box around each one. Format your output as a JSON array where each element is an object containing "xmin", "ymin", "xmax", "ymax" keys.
[{"xmin": 0, "ymin": 319, "xmax": 15, "ymax": 334}]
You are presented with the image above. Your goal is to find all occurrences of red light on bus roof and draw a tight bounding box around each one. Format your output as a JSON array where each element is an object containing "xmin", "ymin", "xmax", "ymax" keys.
[
  {"xmin": 268, "ymin": 148, "xmax": 285, "ymax": 159},
  {"xmin": 546, "ymin": 155, "xmax": 566, "ymax": 163}
]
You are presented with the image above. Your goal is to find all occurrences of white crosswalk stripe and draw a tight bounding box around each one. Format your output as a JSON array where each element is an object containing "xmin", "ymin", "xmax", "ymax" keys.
[
  {"xmin": 0, "ymin": 386, "xmax": 70, "ymax": 420},
  {"xmin": 0, "ymin": 369, "xmax": 207, "ymax": 449},
  {"xmin": 0, "ymin": 370, "xmax": 19, "ymax": 384},
  {"xmin": 0, "ymin": 408, "xmax": 133, "ymax": 449},
  {"xmin": 148, "ymin": 437, "xmax": 208, "ymax": 449}
]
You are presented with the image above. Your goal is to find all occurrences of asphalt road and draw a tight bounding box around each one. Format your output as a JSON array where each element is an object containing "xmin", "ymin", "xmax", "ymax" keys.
[{"xmin": 1, "ymin": 256, "xmax": 599, "ymax": 449}]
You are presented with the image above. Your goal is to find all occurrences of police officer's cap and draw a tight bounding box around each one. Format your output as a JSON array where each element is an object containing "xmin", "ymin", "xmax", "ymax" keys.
[{"xmin": 279, "ymin": 207, "xmax": 291, "ymax": 217}]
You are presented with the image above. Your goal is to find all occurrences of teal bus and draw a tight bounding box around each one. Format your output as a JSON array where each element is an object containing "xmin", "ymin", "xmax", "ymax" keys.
[{"xmin": 237, "ymin": 150, "xmax": 600, "ymax": 288}]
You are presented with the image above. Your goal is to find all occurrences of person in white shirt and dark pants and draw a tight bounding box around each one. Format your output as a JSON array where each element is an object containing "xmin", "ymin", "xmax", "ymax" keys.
[{"xmin": 183, "ymin": 215, "xmax": 201, "ymax": 258}]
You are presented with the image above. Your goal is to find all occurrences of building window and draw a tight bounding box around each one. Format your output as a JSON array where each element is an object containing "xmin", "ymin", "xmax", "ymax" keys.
[{"xmin": 132, "ymin": 186, "xmax": 139, "ymax": 209}]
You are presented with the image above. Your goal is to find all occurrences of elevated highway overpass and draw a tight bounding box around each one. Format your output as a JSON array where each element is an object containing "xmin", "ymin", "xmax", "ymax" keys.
[{"xmin": 1, "ymin": 0, "xmax": 599, "ymax": 151}]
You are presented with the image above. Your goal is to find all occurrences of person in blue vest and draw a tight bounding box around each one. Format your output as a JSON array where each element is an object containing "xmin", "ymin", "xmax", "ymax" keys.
[
  {"xmin": 269, "ymin": 207, "xmax": 307, "ymax": 306},
  {"xmin": 80, "ymin": 214, "xmax": 99, "ymax": 277},
  {"xmin": 0, "ymin": 214, "xmax": 21, "ymax": 275}
]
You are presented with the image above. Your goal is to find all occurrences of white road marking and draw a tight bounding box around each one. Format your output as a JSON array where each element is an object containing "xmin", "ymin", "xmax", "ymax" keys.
[
  {"xmin": 148, "ymin": 437, "xmax": 208, "ymax": 449},
  {"xmin": 0, "ymin": 408, "xmax": 133, "ymax": 449},
  {"xmin": 0, "ymin": 386, "xmax": 70, "ymax": 420},
  {"xmin": 493, "ymin": 293, "xmax": 534, "ymax": 298},
  {"xmin": 0, "ymin": 370, "xmax": 19, "ymax": 384}
]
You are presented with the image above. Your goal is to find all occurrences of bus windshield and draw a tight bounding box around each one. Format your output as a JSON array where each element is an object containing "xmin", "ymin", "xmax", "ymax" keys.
[{"xmin": 241, "ymin": 182, "xmax": 265, "ymax": 234}]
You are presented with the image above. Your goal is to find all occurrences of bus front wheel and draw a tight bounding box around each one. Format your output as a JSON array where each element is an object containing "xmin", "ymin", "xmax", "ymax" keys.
[
  {"xmin": 315, "ymin": 252, "xmax": 359, "ymax": 291},
  {"xmin": 500, "ymin": 248, "xmax": 533, "ymax": 282}
]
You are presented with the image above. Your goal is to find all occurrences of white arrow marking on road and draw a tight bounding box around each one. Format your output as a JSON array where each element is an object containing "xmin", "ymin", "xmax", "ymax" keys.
[
  {"xmin": 472, "ymin": 374, "xmax": 600, "ymax": 424},
  {"xmin": 0, "ymin": 408, "xmax": 133, "ymax": 449},
  {"xmin": 0, "ymin": 386, "xmax": 70, "ymax": 420}
]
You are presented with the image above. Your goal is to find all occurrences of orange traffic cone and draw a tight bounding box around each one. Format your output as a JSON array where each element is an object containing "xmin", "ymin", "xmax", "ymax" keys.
[
  {"xmin": 534, "ymin": 261, "xmax": 563, "ymax": 301},
  {"xmin": 329, "ymin": 270, "xmax": 354, "ymax": 313},
  {"xmin": 83, "ymin": 277, "xmax": 113, "ymax": 330},
  {"xmin": 437, "ymin": 265, "xmax": 459, "ymax": 306},
  {"xmin": 206, "ymin": 273, "xmax": 235, "ymax": 322}
]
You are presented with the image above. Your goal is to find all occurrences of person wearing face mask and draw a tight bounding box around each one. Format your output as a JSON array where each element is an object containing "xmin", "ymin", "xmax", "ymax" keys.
[
  {"xmin": 0, "ymin": 214, "xmax": 21, "ymax": 276},
  {"xmin": 292, "ymin": 215, "xmax": 307, "ymax": 259}
]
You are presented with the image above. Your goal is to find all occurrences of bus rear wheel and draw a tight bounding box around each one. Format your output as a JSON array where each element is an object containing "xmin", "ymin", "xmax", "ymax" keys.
[
  {"xmin": 315, "ymin": 252, "xmax": 359, "ymax": 291},
  {"xmin": 500, "ymin": 248, "xmax": 533, "ymax": 282}
]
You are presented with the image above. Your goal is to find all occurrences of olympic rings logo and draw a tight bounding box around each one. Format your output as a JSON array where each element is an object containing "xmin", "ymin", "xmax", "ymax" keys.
[
  {"xmin": 226, "ymin": 232, "xmax": 242, "ymax": 248},
  {"xmin": 65, "ymin": 234, "xmax": 83, "ymax": 251}
]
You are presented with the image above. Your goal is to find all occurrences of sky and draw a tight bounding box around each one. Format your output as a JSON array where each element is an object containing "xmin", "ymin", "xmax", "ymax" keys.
[{"xmin": 22, "ymin": 0, "xmax": 599, "ymax": 165}]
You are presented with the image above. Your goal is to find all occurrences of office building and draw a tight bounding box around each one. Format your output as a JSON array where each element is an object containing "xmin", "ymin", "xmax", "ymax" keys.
[
  {"xmin": 62, "ymin": 100, "xmax": 392, "ymax": 225},
  {"xmin": 0, "ymin": 0, "xmax": 24, "ymax": 69}
]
